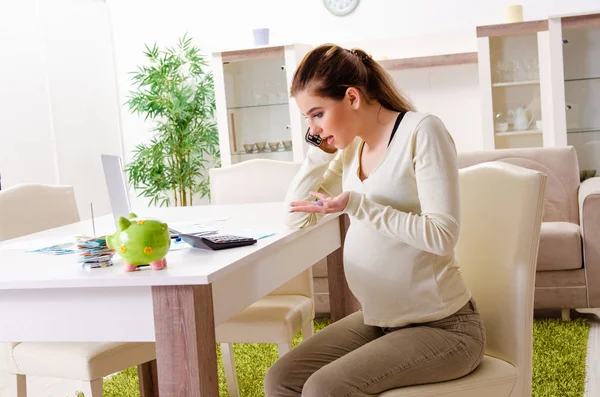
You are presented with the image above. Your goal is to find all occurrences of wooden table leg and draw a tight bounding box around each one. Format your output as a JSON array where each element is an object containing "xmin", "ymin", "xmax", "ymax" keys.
[
  {"xmin": 326, "ymin": 214, "xmax": 360, "ymax": 322},
  {"xmin": 152, "ymin": 285, "xmax": 219, "ymax": 397},
  {"xmin": 138, "ymin": 360, "xmax": 159, "ymax": 397}
]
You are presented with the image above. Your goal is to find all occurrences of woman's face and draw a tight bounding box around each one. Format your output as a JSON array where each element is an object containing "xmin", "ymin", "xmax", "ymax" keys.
[{"xmin": 295, "ymin": 88, "xmax": 361, "ymax": 150}]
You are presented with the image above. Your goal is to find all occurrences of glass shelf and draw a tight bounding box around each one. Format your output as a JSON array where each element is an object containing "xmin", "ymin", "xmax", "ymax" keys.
[
  {"xmin": 233, "ymin": 148, "xmax": 293, "ymax": 156},
  {"xmin": 232, "ymin": 150, "xmax": 293, "ymax": 158},
  {"xmin": 495, "ymin": 129, "xmax": 542, "ymax": 137},
  {"xmin": 227, "ymin": 102, "xmax": 288, "ymax": 110},
  {"xmin": 567, "ymin": 127, "xmax": 600, "ymax": 134},
  {"xmin": 565, "ymin": 76, "xmax": 600, "ymax": 83},
  {"xmin": 492, "ymin": 80, "xmax": 540, "ymax": 87}
]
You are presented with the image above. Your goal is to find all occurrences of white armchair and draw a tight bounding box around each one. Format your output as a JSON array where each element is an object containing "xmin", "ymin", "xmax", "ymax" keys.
[
  {"xmin": 380, "ymin": 162, "xmax": 547, "ymax": 397},
  {"xmin": 209, "ymin": 159, "xmax": 317, "ymax": 397},
  {"xmin": 0, "ymin": 184, "xmax": 156, "ymax": 397}
]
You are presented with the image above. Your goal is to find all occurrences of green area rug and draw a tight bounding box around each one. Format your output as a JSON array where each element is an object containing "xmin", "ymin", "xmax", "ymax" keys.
[{"xmin": 74, "ymin": 318, "xmax": 589, "ymax": 397}]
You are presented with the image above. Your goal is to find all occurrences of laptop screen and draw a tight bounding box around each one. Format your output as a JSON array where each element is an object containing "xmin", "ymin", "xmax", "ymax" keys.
[{"xmin": 101, "ymin": 154, "xmax": 131, "ymax": 224}]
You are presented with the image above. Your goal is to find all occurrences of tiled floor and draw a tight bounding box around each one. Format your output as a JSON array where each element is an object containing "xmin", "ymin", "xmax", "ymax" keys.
[{"xmin": 1, "ymin": 313, "xmax": 599, "ymax": 397}]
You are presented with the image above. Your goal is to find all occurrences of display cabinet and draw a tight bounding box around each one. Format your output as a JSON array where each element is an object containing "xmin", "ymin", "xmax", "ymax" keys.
[
  {"xmin": 211, "ymin": 44, "xmax": 312, "ymax": 166},
  {"xmin": 477, "ymin": 20, "xmax": 552, "ymax": 150},
  {"xmin": 549, "ymin": 12, "xmax": 600, "ymax": 174}
]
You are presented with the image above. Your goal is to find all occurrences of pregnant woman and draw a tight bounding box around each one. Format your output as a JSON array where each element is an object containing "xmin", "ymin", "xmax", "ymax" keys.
[{"xmin": 264, "ymin": 44, "xmax": 486, "ymax": 397}]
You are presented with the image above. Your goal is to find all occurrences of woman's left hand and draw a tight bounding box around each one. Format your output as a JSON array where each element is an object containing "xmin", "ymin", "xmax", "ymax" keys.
[{"xmin": 289, "ymin": 191, "xmax": 350, "ymax": 214}]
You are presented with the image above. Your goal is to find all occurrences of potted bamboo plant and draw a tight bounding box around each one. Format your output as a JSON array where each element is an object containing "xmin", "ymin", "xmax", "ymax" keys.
[{"xmin": 125, "ymin": 34, "xmax": 220, "ymax": 207}]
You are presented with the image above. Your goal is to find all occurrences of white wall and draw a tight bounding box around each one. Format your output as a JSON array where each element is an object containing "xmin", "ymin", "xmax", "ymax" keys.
[
  {"xmin": 109, "ymin": 0, "xmax": 600, "ymax": 53},
  {"xmin": 389, "ymin": 64, "xmax": 484, "ymax": 153},
  {"xmin": 0, "ymin": 0, "xmax": 58, "ymax": 188},
  {"xmin": 3, "ymin": 0, "xmax": 599, "ymax": 213},
  {"xmin": 0, "ymin": 0, "xmax": 122, "ymax": 219},
  {"xmin": 108, "ymin": 1, "xmax": 600, "ymax": 201}
]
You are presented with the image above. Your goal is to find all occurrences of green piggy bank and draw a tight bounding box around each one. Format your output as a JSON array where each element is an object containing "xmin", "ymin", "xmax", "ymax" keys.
[{"xmin": 106, "ymin": 213, "xmax": 170, "ymax": 272}]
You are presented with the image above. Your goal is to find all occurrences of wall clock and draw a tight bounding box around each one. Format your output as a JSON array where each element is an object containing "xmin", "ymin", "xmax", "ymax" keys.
[{"xmin": 323, "ymin": 0, "xmax": 360, "ymax": 16}]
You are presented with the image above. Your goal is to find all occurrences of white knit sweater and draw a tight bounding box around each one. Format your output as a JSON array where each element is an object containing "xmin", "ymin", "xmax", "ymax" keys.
[{"xmin": 284, "ymin": 111, "xmax": 471, "ymax": 327}]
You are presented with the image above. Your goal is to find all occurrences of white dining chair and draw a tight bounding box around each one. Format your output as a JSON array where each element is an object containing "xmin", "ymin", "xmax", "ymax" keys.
[
  {"xmin": 0, "ymin": 184, "xmax": 156, "ymax": 397},
  {"xmin": 0, "ymin": 184, "xmax": 80, "ymax": 241},
  {"xmin": 379, "ymin": 162, "xmax": 546, "ymax": 397},
  {"xmin": 209, "ymin": 159, "xmax": 317, "ymax": 397}
]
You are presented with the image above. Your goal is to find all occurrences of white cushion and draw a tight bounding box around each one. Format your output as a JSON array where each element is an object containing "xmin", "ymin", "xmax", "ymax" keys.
[
  {"xmin": 216, "ymin": 295, "xmax": 313, "ymax": 344},
  {"xmin": 11, "ymin": 342, "xmax": 155, "ymax": 381},
  {"xmin": 378, "ymin": 356, "xmax": 517, "ymax": 397}
]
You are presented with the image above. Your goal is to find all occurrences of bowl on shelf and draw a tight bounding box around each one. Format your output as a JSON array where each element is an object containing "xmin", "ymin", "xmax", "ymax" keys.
[
  {"xmin": 255, "ymin": 142, "xmax": 266, "ymax": 152},
  {"xmin": 495, "ymin": 122, "xmax": 509, "ymax": 133},
  {"xmin": 243, "ymin": 143, "xmax": 255, "ymax": 153},
  {"xmin": 268, "ymin": 141, "xmax": 281, "ymax": 151},
  {"xmin": 282, "ymin": 140, "xmax": 292, "ymax": 150}
]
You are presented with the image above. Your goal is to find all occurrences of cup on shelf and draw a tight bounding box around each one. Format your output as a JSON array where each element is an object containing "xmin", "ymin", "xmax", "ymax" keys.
[
  {"xmin": 495, "ymin": 59, "xmax": 528, "ymax": 82},
  {"xmin": 510, "ymin": 59, "xmax": 525, "ymax": 81},
  {"xmin": 524, "ymin": 58, "xmax": 539, "ymax": 80},
  {"xmin": 282, "ymin": 140, "xmax": 293, "ymax": 151},
  {"xmin": 268, "ymin": 141, "xmax": 281, "ymax": 151},
  {"xmin": 495, "ymin": 61, "xmax": 508, "ymax": 83},
  {"xmin": 495, "ymin": 122, "xmax": 509, "ymax": 133},
  {"xmin": 243, "ymin": 143, "xmax": 256, "ymax": 153},
  {"xmin": 255, "ymin": 142, "xmax": 266, "ymax": 152},
  {"xmin": 495, "ymin": 112, "xmax": 508, "ymax": 132},
  {"xmin": 536, "ymin": 120, "xmax": 543, "ymax": 131}
]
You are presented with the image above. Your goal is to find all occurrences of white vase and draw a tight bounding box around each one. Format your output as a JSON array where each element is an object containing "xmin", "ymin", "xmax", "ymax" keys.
[
  {"xmin": 504, "ymin": 5, "xmax": 523, "ymax": 23},
  {"xmin": 253, "ymin": 28, "xmax": 270, "ymax": 46}
]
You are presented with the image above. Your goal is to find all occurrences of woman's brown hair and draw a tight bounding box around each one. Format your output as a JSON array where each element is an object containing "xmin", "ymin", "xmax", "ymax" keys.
[{"xmin": 290, "ymin": 44, "xmax": 414, "ymax": 113}]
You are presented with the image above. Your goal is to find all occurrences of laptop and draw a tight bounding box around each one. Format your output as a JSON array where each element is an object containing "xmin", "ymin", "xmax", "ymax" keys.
[
  {"xmin": 101, "ymin": 154, "xmax": 181, "ymax": 238},
  {"xmin": 101, "ymin": 154, "xmax": 131, "ymax": 225}
]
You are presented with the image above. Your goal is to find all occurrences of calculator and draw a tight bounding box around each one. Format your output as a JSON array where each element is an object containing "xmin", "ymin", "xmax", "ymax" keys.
[{"xmin": 179, "ymin": 233, "xmax": 257, "ymax": 250}]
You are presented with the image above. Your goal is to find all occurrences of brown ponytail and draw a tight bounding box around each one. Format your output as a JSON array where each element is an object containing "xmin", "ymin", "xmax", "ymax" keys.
[{"xmin": 291, "ymin": 44, "xmax": 414, "ymax": 113}]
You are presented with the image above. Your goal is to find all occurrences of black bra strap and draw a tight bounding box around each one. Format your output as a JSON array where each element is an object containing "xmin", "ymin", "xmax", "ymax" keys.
[{"xmin": 388, "ymin": 112, "xmax": 406, "ymax": 147}]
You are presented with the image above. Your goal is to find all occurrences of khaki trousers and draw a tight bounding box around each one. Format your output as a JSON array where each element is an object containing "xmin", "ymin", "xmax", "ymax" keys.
[{"xmin": 264, "ymin": 299, "xmax": 486, "ymax": 397}]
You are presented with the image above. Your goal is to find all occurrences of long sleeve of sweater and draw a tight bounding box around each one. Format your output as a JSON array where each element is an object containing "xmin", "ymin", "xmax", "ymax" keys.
[{"xmin": 284, "ymin": 146, "xmax": 344, "ymax": 229}]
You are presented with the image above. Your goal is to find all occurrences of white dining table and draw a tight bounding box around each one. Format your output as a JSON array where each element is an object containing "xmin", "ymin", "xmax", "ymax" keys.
[{"xmin": 0, "ymin": 202, "xmax": 358, "ymax": 396}]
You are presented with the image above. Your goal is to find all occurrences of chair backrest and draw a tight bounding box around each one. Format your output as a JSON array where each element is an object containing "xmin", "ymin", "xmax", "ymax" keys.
[
  {"xmin": 457, "ymin": 161, "xmax": 546, "ymax": 397},
  {"xmin": 209, "ymin": 159, "xmax": 312, "ymax": 297},
  {"xmin": 458, "ymin": 146, "xmax": 579, "ymax": 224},
  {"xmin": 0, "ymin": 184, "xmax": 80, "ymax": 242},
  {"xmin": 209, "ymin": 159, "xmax": 303, "ymax": 205},
  {"xmin": 0, "ymin": 343, "xmax": 19, "ymax": 373}
]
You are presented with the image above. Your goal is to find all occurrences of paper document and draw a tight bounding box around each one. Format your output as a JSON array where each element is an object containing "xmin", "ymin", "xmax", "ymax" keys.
[
  {"xmin": 219, "ymin": 228, "xmax": 276, "ymax": 240},
  {"xmin": 0, "ymin": 237, "xmax": 77, "ymax": 252},
  {"xmin": 168, "ymin": 217, "xmax": 229, "ymax": 234}
]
